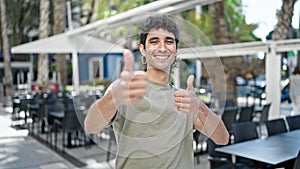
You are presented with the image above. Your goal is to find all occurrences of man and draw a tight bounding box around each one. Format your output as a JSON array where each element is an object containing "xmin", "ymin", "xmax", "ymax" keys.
[
  {"xmin": 84, "ymin": 14, "xmax": 229, "ymax": 169},
  {"xmin": 290, "ymin": 64, "xmax": 300, "ymax": 115}
]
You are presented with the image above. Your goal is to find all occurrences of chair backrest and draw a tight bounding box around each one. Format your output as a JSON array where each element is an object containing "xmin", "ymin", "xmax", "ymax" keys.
[
  {"xmin": 220, "ymin": 99, "xmax": 236, "ymax": 108},
  {"xmin": 294, "ymin": 150, "xmax": 300, "ymax": 169},
  {"xmin": 221, "ymin": 107, "xmax": 238, "ymax": 135},
  {"xmin": 63, "ymin": 110, "xmax": 82, "ymax": 131},
  {"xmin": 265, "ymin": 118, "xmax": 288, "ymax": 136},
  {"xmin": 232, "ymin": 121, "xmax": 259, "ymax": 143},
  {"xmin": 286, "ymin": 115, "xmax": 300, "ymax": 131},
  {"xmin": 238, "ymin": 105, "xmax": 254, "ymax": 122},
  {"xmin": 19, "ymin": 99, "xmax": 28, "ymax": 111},
  {"xmin": 260, "ymin": 103, "xmax": 271, "ymax": 123},
  {"xmin": 207, "ymin": 138, "xmax": 233, "ymax": 169}
]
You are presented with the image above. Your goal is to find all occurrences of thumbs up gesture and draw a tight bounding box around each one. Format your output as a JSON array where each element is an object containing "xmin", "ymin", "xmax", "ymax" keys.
[
  {"xmin": 174, "ymin": 75, "xmax": 199, "ymax": 114},
  {"xmin": 111, "ymin": 49, "xmax": 147, "ymax": 106}
]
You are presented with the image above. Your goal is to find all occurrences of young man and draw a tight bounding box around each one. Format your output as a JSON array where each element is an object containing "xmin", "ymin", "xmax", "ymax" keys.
[{"xmin": 84, "ymin": 14, "xmax": 229, "ymax": 169}]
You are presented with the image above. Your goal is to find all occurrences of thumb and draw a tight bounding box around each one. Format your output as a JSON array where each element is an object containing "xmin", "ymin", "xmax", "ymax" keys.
[
  {"xmin": 122, "ymin": 49, "xmax": 134, "ymax": 73},
  {"xmin": 186, "ymin": 75, "xmax": 194, "ymax": 91}
]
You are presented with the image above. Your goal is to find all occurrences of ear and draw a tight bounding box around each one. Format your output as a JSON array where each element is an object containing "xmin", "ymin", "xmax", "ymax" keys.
[{"xmin": 139, "ymin": 44, "xmax": 146, "ymax": 56}]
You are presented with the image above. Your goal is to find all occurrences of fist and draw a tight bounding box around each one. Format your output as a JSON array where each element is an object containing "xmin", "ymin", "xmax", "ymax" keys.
[
  {"xmin": 174, "ymin": 75, "xmax": 199, "ymax": 114},
  {"xmin": 111, "ymin": 49, "xmax": 147, "ymax": 106}
]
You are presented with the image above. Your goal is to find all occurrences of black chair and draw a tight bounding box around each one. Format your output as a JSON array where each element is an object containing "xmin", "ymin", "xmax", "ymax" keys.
[
  {"xmin": 238, "ymin": 105, "xmax": 254, "ymax": 122},
  {"xmin": 207, "ymin": 138, "xmax": 234, "ymax": 169},
  {"xmin": 193, "ymin": 129, "xmax": 208, "ymax": 164},
  {"xmin": 255, "ymin": 103, "xmax": 271, "ymax": 137},
  {"xmin": 19, "ymin": 98, "xmax": 29, "ymax": 123},
  {"xmin": 221, "ymin": 107, "xmax": 238, "ymax": 136},
  {"xmin": 106, "ymin": 126, "xmax": 116, "ymax": 162},
  {"xmin": 232, "ymin": 121, "xmax": 259, "ymax": 143},
  {"xmin": 27, "ymin": 92, "xmax": 41, "ymax": 134},
  {"xmin": 265, "ymin": 118, "xmax": 288, "ymax": 136},
  {"xmin": 232, "ymin": 122, "xmax": 259, "ymax": 167},
  {"xmin": 46, "ymin": 100, "xmax": 65, "ymax": 145},
  {"xmin": 259, "ymin": 103, "xmax": 271, "ymax": 123},
  {"xmin": 220, "ymin": 99, "xmax": 236, "ymax": 108},
  {"xmin": 286, "ymin": 115, "xmax": 300, "ymax": 131},
  {"xmin": 53, "ymin": 102, "xmax": 87, "ymax": 150},
  {"xmin": 293, "ymin": 150, "xmax": 300, "ymax": 169}
]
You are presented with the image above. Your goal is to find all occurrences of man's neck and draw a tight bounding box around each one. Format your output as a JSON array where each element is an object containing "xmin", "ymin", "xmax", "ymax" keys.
[{"xmin": 146, "ymin": 69, "xmax": 169, "ymax": 84}]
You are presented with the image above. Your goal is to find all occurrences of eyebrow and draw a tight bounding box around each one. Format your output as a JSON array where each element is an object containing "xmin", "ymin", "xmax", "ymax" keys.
[{"xmin": 148, "ymin": 36, "xmax": 175, "ymax": 41}]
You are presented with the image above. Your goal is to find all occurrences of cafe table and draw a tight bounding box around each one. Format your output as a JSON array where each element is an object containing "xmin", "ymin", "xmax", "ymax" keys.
[{"xmin": 215, "ymin": 129, "xmax": 300, "ymax": 166}]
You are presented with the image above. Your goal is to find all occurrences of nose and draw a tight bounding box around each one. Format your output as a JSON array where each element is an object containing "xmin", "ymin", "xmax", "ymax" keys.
[{"xmin": 158, "ymin": 41, "xmax": 167, "ymax": 52}]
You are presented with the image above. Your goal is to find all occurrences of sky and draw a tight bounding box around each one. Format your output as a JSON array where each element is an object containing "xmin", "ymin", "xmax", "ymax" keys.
[{"xmin": 242, "ymin": 0, "xmax": 300, "ymax": 41}]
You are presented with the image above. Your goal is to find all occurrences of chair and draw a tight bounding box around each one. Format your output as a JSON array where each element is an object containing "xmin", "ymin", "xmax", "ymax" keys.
[
  {"xmin": 207, "ymin": 138, "xmax": 234, "ymax": 169},
  {"xmin": 265, "ymin": 118, "xmax": 288, "ymax": 136},
  {"xmin": 27, "ymin": 93, "xmax": 41, "ymax": 134},
  {"xmin": 255, "ymin": 103, "xmax": 271, "ymax": 137},
  {"xmin": 259, "ymin": 103, "xmax": 271, "ymax": 123},
  {"xmin": 221, "ymin": 107, "xmax": 238, "ymax": 136},
  {"xmin": 220, "ymin": 99, "xmax": 236, "ymax": 108},
  {"xmin": 238, "ymin": 105, "xmax": 254, "ymax": 122},
  {"xmin": 286, "ymin": 115, "xmax": 300, "ymax": 131},
  {"xmin": 293, "ymin": 150, "xmax": 300, "ymax": 169},
  {"xmin": 193, "ymin": 129, "xmax": 208, "ymax": 164},
  {"xmin": 53, "ymin": 102, "xmax": 87, "ymax": 150},
  {"xmin": 232, "ymin": 121, "xmax": 259, "ymax": 143},
  {"xmin": 106, "ymin": 126, "xmax": 116, "ymax": 162},
  {"xmin": 232, "ymin": 122, "xmax": 259, "ymax": 167}
]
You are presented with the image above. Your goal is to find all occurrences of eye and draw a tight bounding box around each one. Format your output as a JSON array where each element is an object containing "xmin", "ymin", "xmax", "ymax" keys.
[
  {"xmin": 166, "ymin": 38, "xmax": 175, "ymax": 45},
  {"xmin": 149, "ymin": 39, "xmax": 158, "ymax": 44}
]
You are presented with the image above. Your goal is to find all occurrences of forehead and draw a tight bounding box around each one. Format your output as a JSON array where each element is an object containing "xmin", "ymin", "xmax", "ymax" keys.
[{"xmin": 146, "ymin": 28, "xmax": 175, "ymax": 39}]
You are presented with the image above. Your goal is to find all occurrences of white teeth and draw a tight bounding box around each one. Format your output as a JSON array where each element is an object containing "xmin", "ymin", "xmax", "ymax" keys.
[{"xmin": 155, "ymin": 55, "xmax": 168, "ymax": 59}]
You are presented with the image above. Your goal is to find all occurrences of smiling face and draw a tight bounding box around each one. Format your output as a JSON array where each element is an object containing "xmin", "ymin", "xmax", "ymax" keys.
[{"xmin": 139, "ymin": 28, "xmax": 177, "ymax": 73}]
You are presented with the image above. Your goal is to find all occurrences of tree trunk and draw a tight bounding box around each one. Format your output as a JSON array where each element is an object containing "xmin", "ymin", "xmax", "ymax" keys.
[
  {"xmin": 208, "ymin": 1, "xmax": 231, "ymax": 44},
  {"xmin": 206, "ymin": 1, "xmax": 235, "ymax": 106},
  {"xmin": 1, "ymin": 0, "xmax": 13, "ymax": 105},
  {"xmin": 53, "ymin": 0, "xmax": 67, "ymax": 87},
  {"xmin": 273, "ymin": 0, "xmax": 296, "ymax": 40},
  {"xmin": 37, "ymin": 0, "xmax": 50, "ymax": 91}
]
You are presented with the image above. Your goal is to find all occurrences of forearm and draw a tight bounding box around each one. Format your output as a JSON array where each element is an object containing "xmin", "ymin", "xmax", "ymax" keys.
[
  {"xmin": 194, "ymin": 102, "xmax": 229, "ymax": 145},
  {"xmin": 84, "ymin": 92, "xmax": 117, "ymax": 134}
]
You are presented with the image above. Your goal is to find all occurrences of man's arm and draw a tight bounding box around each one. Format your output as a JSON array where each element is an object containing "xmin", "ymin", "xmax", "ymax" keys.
[
  {"xmin": 84, "ymin": 91, "xmax": 118, "ymax": 134},
  {"xmin": 194, "ymin": 103, "xmax": 229, "ymax": 145},
  {"xmin": 174, "ymin": 75, "xmax": 229, "ymax": 145},
  {"xmin": 84, "ymin": 49, "xmax": 147, "ymax": 134}
]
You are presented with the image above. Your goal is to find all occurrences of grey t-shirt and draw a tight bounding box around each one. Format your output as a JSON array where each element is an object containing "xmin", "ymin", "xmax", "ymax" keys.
[{"xmin": 112, "ymin": 80, "xmax": 197, "ymax": 169}]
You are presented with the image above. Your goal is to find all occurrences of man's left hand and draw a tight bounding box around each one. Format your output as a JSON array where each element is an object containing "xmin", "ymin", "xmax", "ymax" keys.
[{"xmin": 174, "ymin": 75, "xmax": 199, "ymax": 114}]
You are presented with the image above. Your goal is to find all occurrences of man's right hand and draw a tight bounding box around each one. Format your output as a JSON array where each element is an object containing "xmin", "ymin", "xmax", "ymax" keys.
[{"xmin": 111, "ymin": 49, "xmax": 147, "ymax": 106}]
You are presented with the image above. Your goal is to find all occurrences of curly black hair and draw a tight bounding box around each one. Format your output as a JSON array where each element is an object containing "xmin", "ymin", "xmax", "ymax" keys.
[{"xmin": 139, "ymin": 14, "xmax": 179, "ymax": 49}]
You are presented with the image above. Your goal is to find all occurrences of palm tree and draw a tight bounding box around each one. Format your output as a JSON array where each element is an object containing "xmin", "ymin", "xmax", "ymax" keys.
[
  {"xmin": 37, "ymin": 0, "xmax": 50, "ymax": 90},
  {"xmin": 5, "ymin": 1, "xmax": 40, "ymax": 46},
  {"xmin": 199, "ymin": 0, "xmax": 262, "ymax": 105},
  {"xmin": 53, "ymin": 0, "xmax": 67, "ymax": 87},
  {"xmin": 1, "ymin": 0, "xmax": 13, "ymax": 105},
  {"xmin": 272, "ymin": 0, "xmax": 296, "ymax": 40}
]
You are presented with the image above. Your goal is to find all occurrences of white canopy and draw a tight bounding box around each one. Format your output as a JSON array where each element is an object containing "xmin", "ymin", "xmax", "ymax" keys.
[{"xmin": 11, "ymin": 35, "xmax": 124, "ymax": 54}]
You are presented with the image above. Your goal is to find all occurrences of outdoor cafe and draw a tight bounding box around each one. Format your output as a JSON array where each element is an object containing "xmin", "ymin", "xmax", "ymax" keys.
[{"xmin": 9, "ymin": 0, "xmax": 300, "ymax": 168}]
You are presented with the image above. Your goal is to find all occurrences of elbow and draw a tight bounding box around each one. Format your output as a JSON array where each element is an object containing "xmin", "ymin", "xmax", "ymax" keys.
[
  {"xmin": 84, "ymin": 116, "xmax": 103, "ymax": 134},
  {"xmin": 84, "ymin": 118, "xmax": 95, "ymax": 134},
  {"xmin": 214, "ymin": 130, "xmax": 230, "ymax": 145}
]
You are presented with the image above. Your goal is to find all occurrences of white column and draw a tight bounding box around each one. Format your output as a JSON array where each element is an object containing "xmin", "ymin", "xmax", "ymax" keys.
[
  {"xmin": 173, "ymin": 62, "xmax": 181, "ymax": 88},
  {"xmin": 266, "ymin": 42, "xmax": 281, "ymax": 119},
  {"xmin": 72, "ymin": 50, "xmax": 79, "ymax": 94},
  {"xmin": 195, "ymin": 59, "xmax": 202, "ymax": 88},
  {"xmin": 27, "ymin": 72, "xmax": 31, "ymax": 91}
]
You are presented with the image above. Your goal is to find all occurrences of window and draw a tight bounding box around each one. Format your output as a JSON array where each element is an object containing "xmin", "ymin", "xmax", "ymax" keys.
[{"xmin": 89, "ymin": 57, "xmax": 103, "ymax": 81}]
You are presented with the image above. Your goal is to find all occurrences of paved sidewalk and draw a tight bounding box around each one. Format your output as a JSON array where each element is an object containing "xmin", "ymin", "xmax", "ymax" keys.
[{"xmin": 0, "ymin": 106, "xmax": 76, "ymax": 169}]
